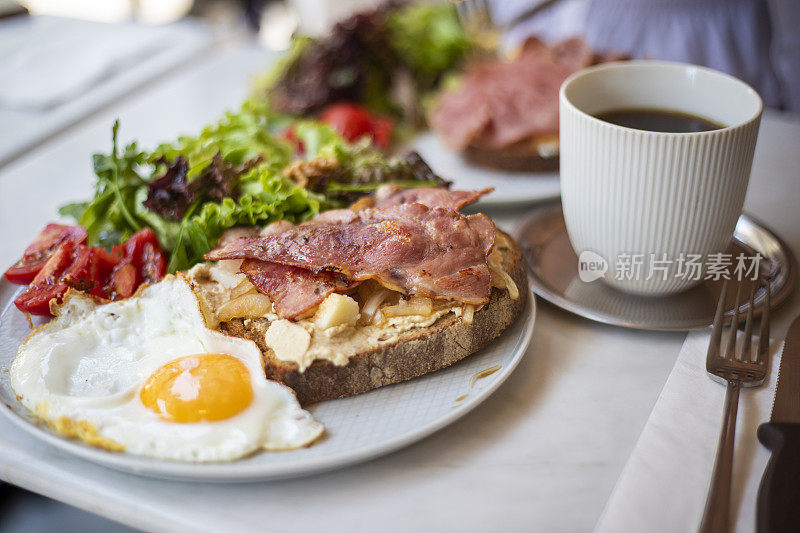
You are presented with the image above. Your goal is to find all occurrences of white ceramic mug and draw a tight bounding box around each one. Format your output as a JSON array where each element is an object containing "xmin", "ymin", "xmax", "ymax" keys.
[{"xmin": 559, "ymin": 60, "xmax": 762, "ymax": 295}]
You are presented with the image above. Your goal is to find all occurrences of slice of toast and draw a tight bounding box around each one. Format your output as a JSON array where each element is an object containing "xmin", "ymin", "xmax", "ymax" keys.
[
  {"xmin": 463, "ymin": 135, "xmax": 559, "ymax": 173},
  {"xmin": 220, "ymin": 232, "xmax": 528, "ymax": 405}
]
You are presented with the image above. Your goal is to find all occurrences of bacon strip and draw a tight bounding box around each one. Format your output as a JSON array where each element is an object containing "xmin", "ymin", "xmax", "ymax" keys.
[
  {"xmin": 374, "ymin": 186, "xmax": 493, "ymax": 211},
  {"xmin": 206, "ymin": 204, "xmax": 496, "ymax": 314},
  {"xmin": 240, "ymin": 260, "xmax": 356, "ymax": 319}
]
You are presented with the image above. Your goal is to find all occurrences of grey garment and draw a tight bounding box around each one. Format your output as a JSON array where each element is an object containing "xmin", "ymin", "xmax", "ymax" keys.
[
  {"xmin": 496, "ymin": 0, "xmax": 799, "ymax": 112},
  {"xmin": 585, "ymin": 0, "xmax": 780, "ymax": 107},
  {"xmin": 766, "ymin": 0, "xmax": 800, "ymax": 112}
]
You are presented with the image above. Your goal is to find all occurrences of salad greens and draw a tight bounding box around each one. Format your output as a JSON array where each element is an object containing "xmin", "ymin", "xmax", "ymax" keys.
[
  {"xmin": 164, "ymin": 164, "xmax": 324, "ymax": 272},
  {"xmin": 149, "ymin": 98, "xmax": 294, "ymax": 178},
  {"xmin": 386, "ymin": 3, "xmax": 471, "ymax": 86},
  {"xmin": 60, "ymin": 111, "xmax": 326, "ymax": 273},
  {"xmin": 289, "ymin": 121, "xmax": 449, "ymax": 204},
  {"xmin": 265, "ymin": 2, "xmax": 472, "ymax": 124},
  {"xmin": 59, "ymin": 121, "xmax": 149, "ymax": 248},
  {"xmin": 61, "ymin": 99, "xmax": 447, "ymax": 273}
]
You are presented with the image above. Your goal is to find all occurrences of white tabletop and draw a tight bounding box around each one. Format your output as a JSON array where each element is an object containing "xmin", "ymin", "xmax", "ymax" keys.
[
  {"xmin": 0, "ymin": 42, "xmax": 798, "ymax": 533},
  {"xmin": 0, "ymin": 16, "xmax": 212, "ymax": 169}
]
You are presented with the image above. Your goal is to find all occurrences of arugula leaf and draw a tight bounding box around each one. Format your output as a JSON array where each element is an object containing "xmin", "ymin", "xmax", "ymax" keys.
[
  {"xmin": 61, "ymin": 120, "xmax": 149, "ymax": 245},
  {"xmin": 57, "ymin": 201, "xmax": 88, "ymax": 221}
]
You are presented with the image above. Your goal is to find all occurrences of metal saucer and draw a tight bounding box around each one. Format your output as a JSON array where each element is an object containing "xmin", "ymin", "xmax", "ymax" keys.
[{"xmin": 514, "ymin": 200, "xmax": 797, "ymax": 331}]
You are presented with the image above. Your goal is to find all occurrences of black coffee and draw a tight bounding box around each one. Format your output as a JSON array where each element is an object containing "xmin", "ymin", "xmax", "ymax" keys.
[{"xmin": 595, "ymin": 108, "xmax": 724, "ymax": 133}]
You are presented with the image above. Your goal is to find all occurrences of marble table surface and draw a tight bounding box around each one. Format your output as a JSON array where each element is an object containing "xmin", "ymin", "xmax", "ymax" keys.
[{"xmin": 0, "ymin": 42, "xmax": 798, "ymax": 533}]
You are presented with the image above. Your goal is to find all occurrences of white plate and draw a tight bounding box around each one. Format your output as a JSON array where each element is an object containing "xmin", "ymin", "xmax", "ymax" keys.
[
  {"xmin": 409, "ymin": 132, "xmax": 561, "ymax": 206},
  {"xmin": 0, "ymin": 281, "xmax": 535, "ymax": 482}
]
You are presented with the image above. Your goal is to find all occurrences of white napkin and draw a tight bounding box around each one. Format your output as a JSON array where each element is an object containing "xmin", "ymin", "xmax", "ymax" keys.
[
  {"xmin": 0, "ymin": 16, "xmax": 168, "ymax": 110},
  {"xmin": 595, "ymin": 331, "xmax": 784, "ymax": 533}
]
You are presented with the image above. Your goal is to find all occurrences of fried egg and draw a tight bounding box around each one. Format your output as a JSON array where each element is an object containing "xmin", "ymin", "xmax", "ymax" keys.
[{"xmin": 10, "ymin": 276, "xmax": 323, "ymax": 462}]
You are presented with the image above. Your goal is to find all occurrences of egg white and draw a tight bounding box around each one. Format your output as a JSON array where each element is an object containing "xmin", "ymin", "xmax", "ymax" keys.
[{"xmin": 10, "ymin": 276, "xmax": 323, "ymax": 462}]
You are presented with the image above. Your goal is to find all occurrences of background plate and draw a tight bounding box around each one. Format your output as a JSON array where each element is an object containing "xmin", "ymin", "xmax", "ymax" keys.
[
  {"xmin": 409, "ymin": 132, "xmax": 561, "ymax": 206},
  {"xmin": 515, "ymin": 200, "xmax": 795, "ymax": 331},
  {"xmin": 0, "ymin": 284, "xmax": 535, "ymax": 482}
]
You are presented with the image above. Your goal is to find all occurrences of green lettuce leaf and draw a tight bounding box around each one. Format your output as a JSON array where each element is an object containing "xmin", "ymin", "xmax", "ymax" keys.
[
  {"xmin": 166, "ymin": 165, "xmax": 325, "ymax": 272},
  {"xmin": 387, "ymin": 3, "xmax": 471, "ymax": 85},
  {"xmin": 150, "ymin": 99, "xmax": 295, "ymax": 178}
]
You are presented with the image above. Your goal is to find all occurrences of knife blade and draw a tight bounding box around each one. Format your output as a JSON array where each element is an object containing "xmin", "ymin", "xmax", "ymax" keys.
[{"xmin": 757, "ymin": 313, "xmax": 800, "ymax": 533}]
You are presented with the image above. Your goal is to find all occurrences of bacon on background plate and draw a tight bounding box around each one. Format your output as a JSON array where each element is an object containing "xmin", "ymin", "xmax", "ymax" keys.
[{"xmin": 430, "ymin": 37, "xmax": 616, "ymax": 151}]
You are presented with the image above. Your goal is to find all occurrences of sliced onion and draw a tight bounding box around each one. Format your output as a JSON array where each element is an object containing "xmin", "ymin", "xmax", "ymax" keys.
[
  {"xmin": 489, "ymin": 264, "xmax": 519, "ymax": 300},
  {"xmin": 360, "ymin": 287, "xmax": 392, "ymax": 324},
  {"xmin": 407, "ymin": 296, "xmax": 433, "ymax": 312},
  {"xmin": 462, "ymin": 304, "xmax": 475, "ymax": 325},
  {"xmin": 216, "ymin": 293, "xmax": 272, "ymax": 322},
  {"xmin": 230, "ymin": 278, "xmax": 257, "ymax": 299},
  {"xmin": 488, "ymin": 248, "xmax": 519, "ymax": 300},
  {"xmin": 381, "ymin": 296, "xmax": 434, "ymax": 318}
]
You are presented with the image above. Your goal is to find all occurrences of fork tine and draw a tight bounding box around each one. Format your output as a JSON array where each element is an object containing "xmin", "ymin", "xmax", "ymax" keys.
[
  {"xmin": 476, "ymin": 0, "xmax": 492, "ymax": 24},
  {"xmin": 464, "ymin": 0, "xmax": 475, "ymax": 18},
  {"xmin": 455, "ymin": 1, "xmax": 469, "ymax": 25},
  {"xmin": 741, "ymin": 282, "xmax": 756, "ymax": 362},
  {"xmin": 724, "ymin": 281, "xmax": 742, "ymax": 359},
  {"xmin": 758, "ymin": 279, "xmax": 771, "ymax": 363},
  {"xmin": 707, "ymin": 279, "xmax": 728, "ymax": 363}
]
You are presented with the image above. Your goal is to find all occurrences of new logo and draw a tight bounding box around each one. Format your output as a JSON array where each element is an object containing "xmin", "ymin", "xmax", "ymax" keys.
[{"xmin": 578, "ymin": 250, "xmax": 608, "ymax": 282}]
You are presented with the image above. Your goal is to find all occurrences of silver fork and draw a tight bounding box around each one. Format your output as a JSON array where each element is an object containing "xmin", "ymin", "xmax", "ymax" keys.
[
  {"xmin": 453, "ymin": 0, "xmax": 500, "ymax": 56},
  {"xmin": 700, "ymin": 278, "xmax": 771, "ymax": 533},
  {"xmin": 454, "ymin": 0, "xmax": 562, "ymax": 51},
  {"xmin": 454, "ymin": 0, "xmax": 492, "ymax": 30}
]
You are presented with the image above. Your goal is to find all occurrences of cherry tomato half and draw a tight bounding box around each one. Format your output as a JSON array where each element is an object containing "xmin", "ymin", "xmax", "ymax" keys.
[
  {"xmin": 320, "ymin": 103, "xmax": 374, "ymax": 143},
  {"xmin": 370, "ymin": 117, "xmax": 394, "ymax": 150},
  {"xmin": 4, "ymin": 224, "xmax": 87, "ymax": 285},
  {"xmin": 113, "ymin": 228, "xmax": 167, "ymax": 286},
  {"xmin": 110, "ymin": 262, "xmax": 138, "ymax": 299},
  {"xmin": 14, "ymin": 240, "xmax": 78, "ymax": 316},
  {"xmin": 13, "ymin": 227, "xmax": 168, "ymax": 316}
]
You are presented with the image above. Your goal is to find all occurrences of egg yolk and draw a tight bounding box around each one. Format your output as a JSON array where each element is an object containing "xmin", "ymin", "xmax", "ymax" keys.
[{"xmin": 140, "ymin": 354, "xmax": 253, "ymax": 423}]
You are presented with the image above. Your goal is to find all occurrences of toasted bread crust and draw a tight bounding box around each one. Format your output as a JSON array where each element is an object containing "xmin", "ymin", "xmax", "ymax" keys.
[
  {"xmin": 220, "ymin": 233, "xmax": 527, "ymax": 405},
  {"xmin": 463, "ymin": 140, "xmax": 559, "ymax": 173}
]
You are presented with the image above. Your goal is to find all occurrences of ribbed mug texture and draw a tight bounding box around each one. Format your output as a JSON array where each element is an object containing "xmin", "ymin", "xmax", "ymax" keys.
[{"xmin": 559, "ymin": 62, "xmax": 762, "ymax": 295}]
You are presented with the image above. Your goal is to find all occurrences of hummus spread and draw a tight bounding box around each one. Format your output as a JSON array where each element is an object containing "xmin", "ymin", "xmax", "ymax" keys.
[{"xmin": 185, "ymin": 262, "xmax": 464, "ymax": 371}]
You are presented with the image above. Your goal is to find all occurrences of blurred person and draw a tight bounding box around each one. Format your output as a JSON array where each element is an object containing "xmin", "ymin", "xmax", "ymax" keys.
[{"xmin": 493, "ymin": 0, "xmax": 800, "ymax": 112}]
